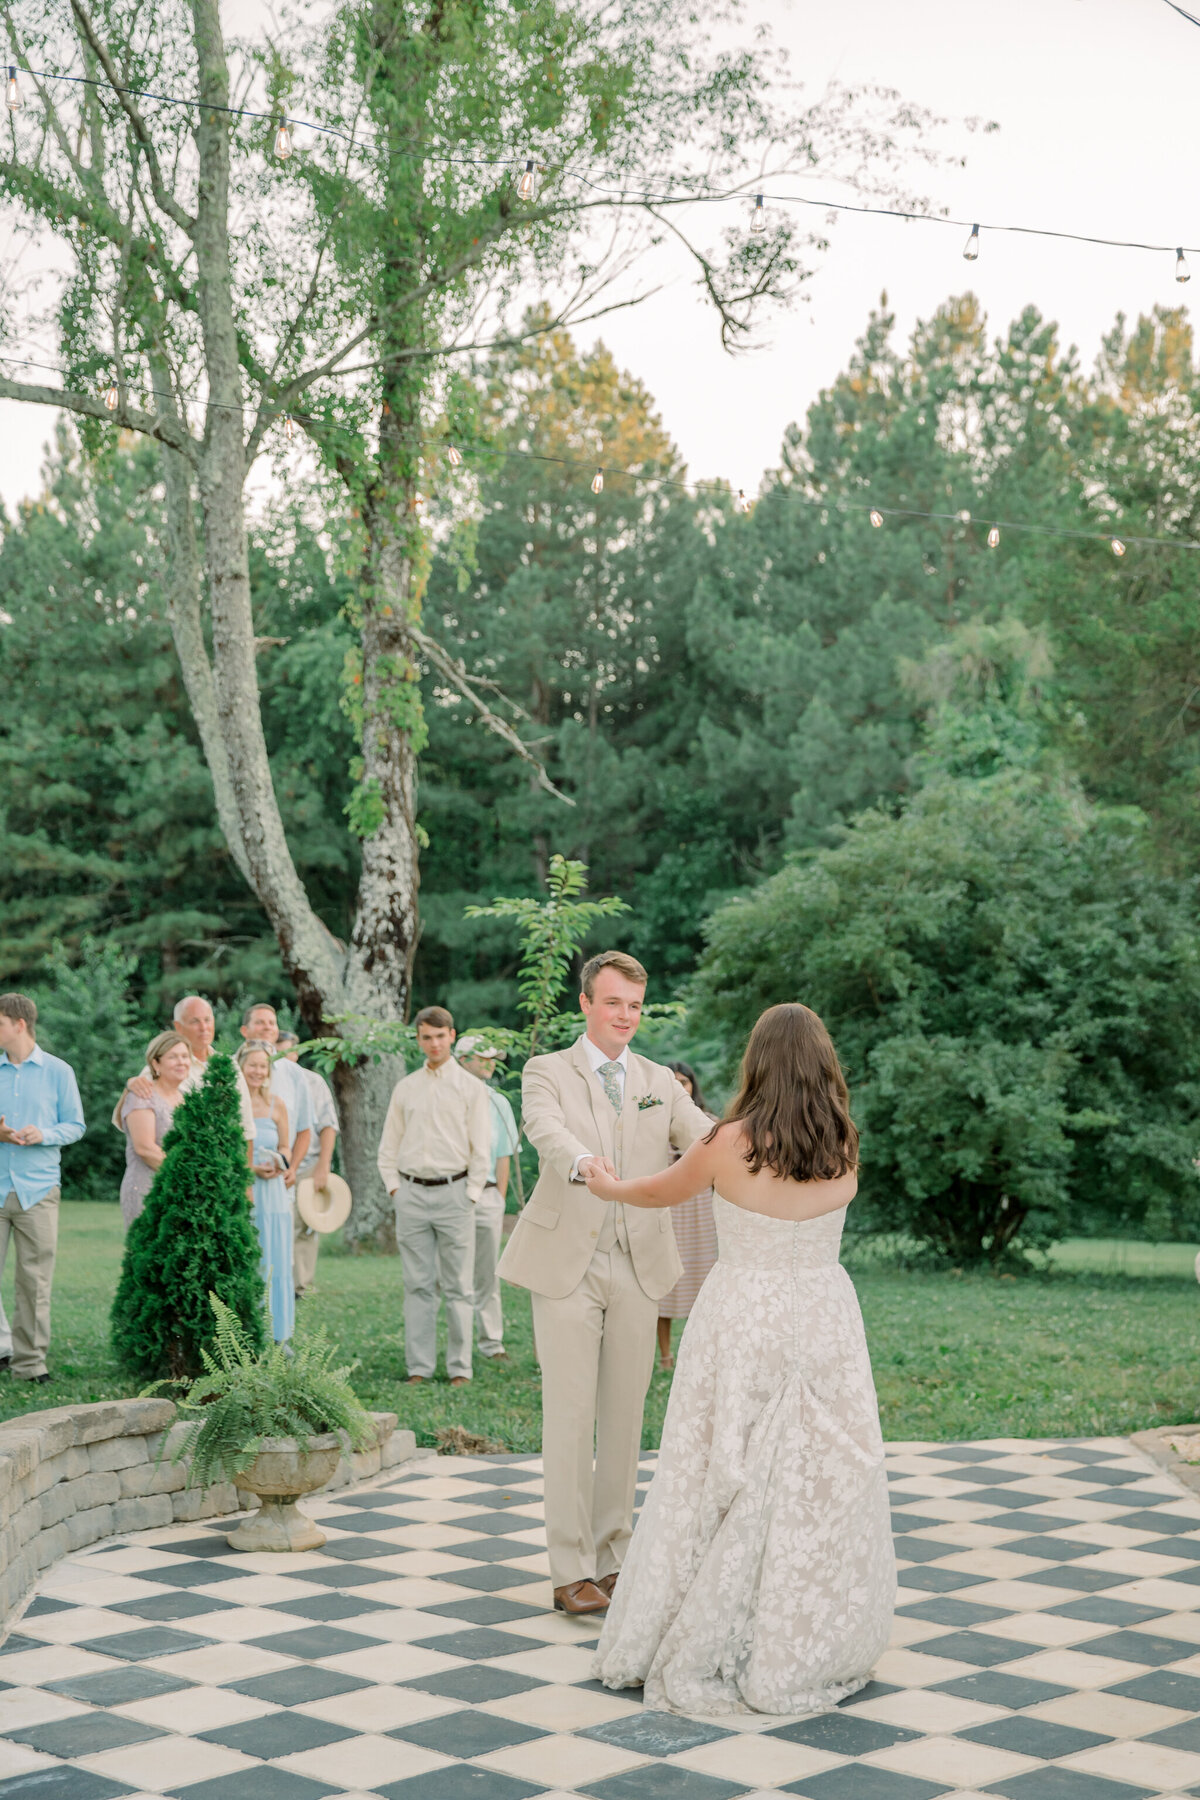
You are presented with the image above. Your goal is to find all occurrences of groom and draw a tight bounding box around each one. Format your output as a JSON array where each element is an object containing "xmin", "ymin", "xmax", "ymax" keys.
[{"xmin": 498, "ymin": 950, "xmax": 711, "ymax": 1614}]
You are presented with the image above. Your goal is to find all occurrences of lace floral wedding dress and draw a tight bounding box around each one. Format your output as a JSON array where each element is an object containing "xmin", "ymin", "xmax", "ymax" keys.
[{"xmin": 593, "ymin": 1197, "xmax": 895, "ymax": 1715}]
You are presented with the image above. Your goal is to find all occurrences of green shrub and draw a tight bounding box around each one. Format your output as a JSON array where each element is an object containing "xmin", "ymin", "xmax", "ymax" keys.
[
  {"xmin": 111, "ymin": 1053, "xmax": 266, "ymax": 1379},
  {"xmin": 37, "ymin": 938, "xmax": 149, "ymax": 1203}
]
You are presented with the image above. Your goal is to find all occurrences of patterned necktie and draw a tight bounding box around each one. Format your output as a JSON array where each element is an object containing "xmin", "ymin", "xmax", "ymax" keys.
[{"xmin": 598, "ymin": 1060, "xmax": 623, "ymax": 1112}]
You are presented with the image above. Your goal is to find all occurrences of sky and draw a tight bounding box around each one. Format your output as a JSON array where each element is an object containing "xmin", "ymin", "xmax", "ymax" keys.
[{"xmin": 1, "ymin": 0, "xmax": 1197, "ymax": 509}]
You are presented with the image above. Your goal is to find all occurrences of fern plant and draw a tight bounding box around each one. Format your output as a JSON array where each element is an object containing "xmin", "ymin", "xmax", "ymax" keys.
[{"xmin": 152, "ymin": 1295, "xmax": 376, "ymax": 1488}]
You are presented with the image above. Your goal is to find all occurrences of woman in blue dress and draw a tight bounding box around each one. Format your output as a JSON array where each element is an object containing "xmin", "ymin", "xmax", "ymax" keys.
[{"xmin": 235, "ymin": 1043, "xmax": 294, "ymax": 1344}]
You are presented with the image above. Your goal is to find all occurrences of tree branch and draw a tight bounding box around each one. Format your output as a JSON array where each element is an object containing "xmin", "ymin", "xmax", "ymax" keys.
[
  {"xmin": 411, "ymin": 627, "xmax": 575, "ymax": 805},
  {"xmin": 0, "ymin": 373, "xmax": 200, "ymax": 460}
]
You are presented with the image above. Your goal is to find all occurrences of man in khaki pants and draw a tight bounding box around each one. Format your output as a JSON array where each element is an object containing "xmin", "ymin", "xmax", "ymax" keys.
[
  {"xmin": 498, "ymin": 952, "xmax": 710, "ymax": 1615},
  {"xmin": 0, "ymin": 995, "xmax": 85, "ymax": 1384}
]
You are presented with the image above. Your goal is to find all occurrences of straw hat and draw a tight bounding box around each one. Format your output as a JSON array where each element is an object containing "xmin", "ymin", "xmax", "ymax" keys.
[{"xmin": 296, "ymin": 1172, "xmax": 352, "ymax": 1234}]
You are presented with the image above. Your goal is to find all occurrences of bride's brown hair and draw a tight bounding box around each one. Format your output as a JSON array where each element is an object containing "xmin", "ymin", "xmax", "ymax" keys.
[{"xmin": 710, "ymin": 1003, "xmax": 858, "ymax": 1181}]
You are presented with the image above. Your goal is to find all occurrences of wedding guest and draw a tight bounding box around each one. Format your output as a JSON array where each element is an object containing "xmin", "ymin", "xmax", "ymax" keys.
[
  {"xmin": 118, "ymin": 1031, "xmax": 191, "ymax": 1228},
  {"xmin": 276, "ymin": 1030, "xmax": 339, "ymax": 1298},
  {"xmin": 238, "ymin": 1006, "xmax": 312, "ymax": 1190},
  {"xmin": 377, "ymin": 1007, "xmax": 491, "ymax": 1386},
  {"xmin": 115, "ymin": 995, "xmax": 256, "ymax": 1156},
  {"xmin": 0, "ymin": 994, "xmax": 85, "ymax": 1385},
  {"xmin": 235, "ymin": 1042, "xmax": 293, "ymax": 1344},
  {"xmin": 455, "ymin": 1036, "xmax": 520, "ymax": 1366},
  {"xmin": 656, "ymin": 1061, "xmax": 718, "ymax": 1372}
]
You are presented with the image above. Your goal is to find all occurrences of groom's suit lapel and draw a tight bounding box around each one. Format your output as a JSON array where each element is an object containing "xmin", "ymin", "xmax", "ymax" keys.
[{"xmin": 568, "ymin": 1034, "xmax": 614, "ymax": 1158}]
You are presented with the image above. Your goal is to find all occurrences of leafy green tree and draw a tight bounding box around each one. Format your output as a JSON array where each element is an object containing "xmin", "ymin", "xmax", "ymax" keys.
[
  {"xmin": 689, "ymin": 769, "xmax": 1200, "ymax": 1264},
  {"xmin": 111, "ymin": 1054, "xmax": 266, "ymax": 1379}
]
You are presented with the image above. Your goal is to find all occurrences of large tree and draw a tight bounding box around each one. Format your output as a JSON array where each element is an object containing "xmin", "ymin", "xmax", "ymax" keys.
[{"xmin": 0, "ymin": 0, "xmax": 937, "ymax": 1238}]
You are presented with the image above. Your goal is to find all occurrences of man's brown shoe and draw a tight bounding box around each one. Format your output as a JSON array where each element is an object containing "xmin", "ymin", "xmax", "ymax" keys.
[
  {"xmin": 596, "ymin": 1572, "xmax": 618, "ymax": 1599},
  {"xmin": 405, "ymin": 1375, "xmax": 425, "ymax": 1385},
  {"xmin": 449, "ymin": 1376, "xmax": 471, "ymax": 1387},
  {"xmin": 553, "ymin": 1579, "xmax": 610, "ymax": 1615}
]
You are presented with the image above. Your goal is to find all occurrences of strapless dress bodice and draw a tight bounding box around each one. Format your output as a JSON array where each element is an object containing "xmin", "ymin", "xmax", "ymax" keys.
[{"xmin": 713, "ymin": 1193, "xmax": 846, "ymax": 1270}]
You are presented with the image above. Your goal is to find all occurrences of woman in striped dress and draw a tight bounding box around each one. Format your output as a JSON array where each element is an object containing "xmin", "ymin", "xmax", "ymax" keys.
[{"xmin": 656, "ymin": 1062, "xmax": 718, "ymax": 1371}]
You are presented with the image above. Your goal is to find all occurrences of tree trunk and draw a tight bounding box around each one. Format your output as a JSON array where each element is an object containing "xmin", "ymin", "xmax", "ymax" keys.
[{"xmin": 330, "ymin": 1054, "xmax": 406, "ymax": 1251}]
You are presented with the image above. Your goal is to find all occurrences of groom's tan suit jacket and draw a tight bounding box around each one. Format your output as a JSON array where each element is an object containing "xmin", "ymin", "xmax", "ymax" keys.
[{"xmin": 498, "ymin": 1036, "xmax": 711, "ymax": 1299}]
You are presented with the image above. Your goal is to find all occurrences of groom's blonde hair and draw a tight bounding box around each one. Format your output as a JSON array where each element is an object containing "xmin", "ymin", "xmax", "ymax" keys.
[{"xmin": 579, "ymin": 951, "xmax": 648, "ymax": 999}]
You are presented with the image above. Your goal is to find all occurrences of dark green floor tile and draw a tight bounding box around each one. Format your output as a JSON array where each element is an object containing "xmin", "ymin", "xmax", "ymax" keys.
[
  {"xmin": 0, "ymin": 1774, "xmax": 134, "ymax": 1799},
  {"xmin": 171, "ymin": 1771, "xmax": 335, "ymax": 1800},
  {"xmin": 579, "ymin": 1710, "xmax": 730, "ymax": 1755},
  {"xmin": 933, "ymin": 1671, "xmax": 1071, "ymax": 1708},
  {"xmin": 44, "ymin": 1665, "xmax": 190, "ymax": 1705},
  {"xmin": 1047, "ymin": 1597, "xmax": 1166, "ymax": 1626},
  {"xmin": 897, "ymin": 1567, "xmax": 988, "ymax": 1592},
  {"xmin": 896, "ymin": 1597, "xmax": 1007, "ymax": 1627},
  {"xmin": 247, "ymin": 1624, "xmax": 383, "ymax": 1659},
  {"xmin": 412, "ymin": 1627, "xmax": 539, "ymax": 1660},
  {"xmin": 981, "ymin": 1769, "xmax": 1151, "ymax": 1799},
  {"xmin": 377, "ymin": 1766, "xmax": 546, "ymax": 1799},
  {"xmin": 1106, "ymin": 1668, "xmax": 1200, "ymax": 1708},
  {"xmin": 431, "ymin": 1564, "xmax": 542, "ymax": 1591},
  {"xmin": 1075, "ymin": 1628, "xmax": 1197, "ymax": 1665},
  {"xmin": 917, "ymin": 1629, "xmax": 1037, "ymax": 1665},
  {"xmin": 782, "ymin": 1769, "xmax": 950, "ymax": 1799},
  {"xmin": 960, "ymin": 1716, "xmax": 1110, "ymax": 1757},
  {"xmin": 108, "ymin": 1591, "xmax": 237, "ymax": 1621},
  {"xmin": 772, "ymin": 1713, "xmax": 919, "ymax": 1753},
  {"xmin": 199, "ymin": 1712, "xmax": 354, "ymax": 1757},
  {"xmin": 399, "ymin": 1664, "xmax": 543, "ymax": 1702},
  {"xmin": 5, "ymin": 1711, "xmax": 166, "ymax": 1755},
  {"xmin": 425, "ymin": 1596, "xmax": 545, "ymax": 1626},
  {"xmin": 266, "ymin": 1592, "xmax": 391, "ymax": 1621},
  {"xmin": 439, "ymin": 1539, "xmax": 539, "ymax": 1563},
  {"xmin": 580, "ymin": 1767, "xmax": 746, "ymax": 1800},
  {"xmin": 390, "ymin": 1709, "xmax": 546, "ymax": 1755},
  {"xmin": 78, "ymin": 1625, "xmax": 212, "ymax": 1660},
  {"xmin": 222, "ymin": 1665, "xmax": 370, "ymax": 1705}
]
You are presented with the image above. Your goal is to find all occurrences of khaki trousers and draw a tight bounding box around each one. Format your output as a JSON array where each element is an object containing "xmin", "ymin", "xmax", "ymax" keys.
[
  {"xmin": 292, "ymin": 1198, "xmax": 319, "ymax": 1295},
  {"xmin": 532, "ymin": 1242, "xmax": 657, "ymax": 1590},
  {"xmin": 0, "ymin": 1190, "xmax": 59, "ymax": 1378},
  {"xmin": 473, "ymin": 1185, "xmax": 506, "ymax": 1357},
  {"xmin": 395, "ymin": 1177, "xmax": 474, "ymax": 1381}
]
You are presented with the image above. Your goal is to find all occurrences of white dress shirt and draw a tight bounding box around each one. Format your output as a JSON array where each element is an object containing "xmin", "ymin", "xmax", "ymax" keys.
[{"xmin": 377, "ymin": 1057, "xmax": 493, "ymax": 1202}]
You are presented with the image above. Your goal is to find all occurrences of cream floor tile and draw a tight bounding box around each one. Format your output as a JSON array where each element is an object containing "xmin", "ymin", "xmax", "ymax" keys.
[
  {"xmin": 37, "ymin": 1572, "xmax": 166, "ymax": 1607},
  {"xmin": 492, "ymin": 1581, "xmax": 558, "ymax": 1609},
  {"xmin": 297, "ymin": 1686, "xmax": 458, "ymax": 1733},
  {"xmin": 1051, "ymin": 1522, "xmax": 1161, "ymax": 1548},
  {"xmin": 504, "ymin": 1504, "xmax": 545, "ymax": 1521},
  {"xmin": 883, "ymin": 1440, "xmax": 941, "ymax": 1453},
  {"xmin": 281, "ymin": 1732, "xmax": 451, "ymax": 1788},
  {"xmin": 887, "ymin": 1455, "xmax": 962, "ymax": 1474},
  {"xmin": 116, "ymin": 1687, "xmax": 281, "ymax": 1732},
  {"xmin": 343, "ymin": 1609, "xmax": 466, "ymax": 1645},
  {"xmin": 1152, "ymin": 1650, "xmax": 1200, "ymax": 1677},
  {"xmin": 71, "ymin": 1548, "xmax": 186, "ymax": 1576},
  {"xmin": 676, "ymin": 1735, "xmax": 845, "ymax": 1785},
  {"xmin": 360, "ymin": 1524, "xmax": 479, "ymax": 1549},
  {"xmin": 480, "ymin": 1681, "xmax": 642, "ymax": 1732},
  {"xmin": 897, "ymin": 1502, "xmax": 999, "ymax": 1523},
  {"xmin": 982, "ymin": 1611, "xmax": 1107, "ymax": 1647},
  {"xmin": 342, "ymin": 1500, "xmax": 478, "ymax": 1523},
  {"xmin": 1006, "ymin": 1478, "xmax": 1100, "ymax": 1500},
  {"xmin": 890, "ymin": 1615, "xmax": 955, "ymax": 1649},
  {"xmin": 361, "ymin": 1578, "xmax": 475, "ymax": 1609},
  {"xmin": 387, "ymin": 1476, "xmax": 499, "ymax": 1500},
  {"xmin": 503, "ymin": 1553, "xmax": 553, "ymax": 1575},
  {"xmin": 0, "ymin": 1744, "xmax": 59, "ymax": 1780},
  {"xmin": 1149, "ymin": 1611, "xmax": 1200, "ymax": 1644},
  {"xmin": 1111, "ymin": 1576, "xmax": 1200, "ymax": 1609},
  {"xmin": 0, "ymin": 1687, "xmax": 87, "ymax": 1730},
  {"xmin": 321, "ymin": 1643, "xmax": 464, "ymax": 1683},
  {"xmin": 849, "ymin": 1691, "xmax": 1007, "ymax": 1733},
  {"xmin": 889, "ymin": 1476, "xmax": 980, "ymax": 1498},
  {"xmin": 1027, "ymin": 1690, "xmax": 1189, "ymax": 1737},
  {"xmin": 14, "ymin": 1607, "xmax": 137, "ymax": 1643},
  {"xmin": 929, "ymin": 1550, "xmax": 1049, "ymax": 1579},
  {"xmin": 357, "ymin": 1550, "xmax": 468, "ymax": 1576},
  {"xmin": 872, "ymin": 1648, "xmax": 975, "ymax": 1686},
  {"xmin": 199, "ymin": 1550, "xmax": 328, "ymax": 1576},
  {"xmin": 0, "ymin": 1647, "xmax": 118, "ymax": 1686},
  {"xmin": 1064, "ymin": 1739, "xmax": 1200, "ymax": 1788},
  {"xmin": 962, "ymin": 1579, "xmax": 1082, "ymax": 1611},
  {"xmin": 501, "ymin": 1527, "xmax": 548, "ymax": 1545},
  {"xmin": 1030, "ymin": 1500, "xmax": 1135, "ymax": 1523},
  {"xmin": 491, "ymin": 1644, "xmax": 598, "ymax": 1683},
  {"xmin": 180, "ymin": 1605, "xmax": 305, "ymax": 1642},
  {"xmin": 147, "ymin": 1643, "xmax": 292, "ymax": 1684},
  {"xmin": 500, "ymin": 1613, "xmax": 601, "ymax": 1647},
  {"xmin": 475, "ymin": 1731, "xmax": 648, "ymax": 1786},
  {"xmin": 983, "ymin": 1455, "xmax": 1067, "ymax": 1474},
  {"xmin": 1077, "ymin": 1548, "xmax": 1193, "ymax": 1577},
  {"xmin": 1001, "ymin": 1648, "xmax": 1146, "ymax": 1688},
  {"xmin": 82, "ymin": 1736, "xmax": 254, "ymax": 1789},
  {"xmin": 200, "ymin": 1574, "xmax": 322, "ymax": 1606},
  {"xmin": 866, "ymin": 1735, "xmax": 1038, "ymax": 1786},
  {"xmin": 908, "ymin": 1523, "xmax": 1018, "ymax": 1548}
]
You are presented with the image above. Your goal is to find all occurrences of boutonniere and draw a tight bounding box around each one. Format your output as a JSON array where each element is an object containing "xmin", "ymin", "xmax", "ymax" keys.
[{"xmin": 636, "ymin": 1094, "xmax": 664, "ymax": 1111}]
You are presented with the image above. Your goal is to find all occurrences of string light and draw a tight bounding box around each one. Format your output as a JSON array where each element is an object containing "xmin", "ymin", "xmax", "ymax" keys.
[
  {"xmin": 957, "ymin": 509, "xmax": 971, "ymax": 523},
  {"xmin": 1111, "ymin": 537, "xmax": 1126, "ymax": 556},
  {"xmin": 750, "ymin": 195, "xmax": 766, "ymax": 235},
  {"xmin": 591, "ymin": 468, "xmax": 604, "ymax": 494},
  {"xmin": 1177, "ymin": 248, "xmax": 1191, "ymax": 283},
  {"xmin": 963, "ymin": 223, "xmax": 980, "ymax": 261},
  {"xmin": 987, "ymin": 526, "xmax": 1000, "ymax": 548},
  {"xmin": 102, "ymin": 380, "xmax": 118, "ymax": 411},
  {"xmin": 281, "ymin": 413, "xmax": 295, "ymax": 440},
  {"xmin": 517, "ymin": 159, "xmax": 537, "ymax": 201},
  {"xmin": 5, "ymin": 65, "xmax": 20, "ymax": 109},
  {"xmin": 447, "ymin": 444, "xmax": 462, "ymax": 466},
  {"xmin": 735, "ymin": 489, "xmax": 751, "ymax": 513},
  {"xmin": 870, "ymin": 509, "xmax": 883, "ymax": 527},
  {"xmin": 273, "ymin": 119, "xmax": 292, "ymax": 160}
]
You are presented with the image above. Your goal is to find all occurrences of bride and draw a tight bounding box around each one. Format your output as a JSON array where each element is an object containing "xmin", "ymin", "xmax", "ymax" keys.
[{"xmin": 583, "ymin": 1002, "xmax": 894, "ymax": 1717}]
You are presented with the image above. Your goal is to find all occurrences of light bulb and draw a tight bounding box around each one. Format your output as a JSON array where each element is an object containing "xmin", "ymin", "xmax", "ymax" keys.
[
  {"xmin": 1177, "ymin": 248, "xmax": 1191, "ymax": 284},
  {"xmin": 282, "ymin": 413, "xmax": 295, "ymax": 440},
  {"xmin": 102, "ymin": 381, "xmax": 118, "ymax": 412},
  {"xmin": 591, "ymin": 468, "xmax": 603, "ymax": 494},
  {"xmin": 957, "ymin": 509, "xmax": 971, "ymax": 523},
  {"xmin": 518, "ymin": 158, "xmax": 537, "ymax": 200},
  {"xmin": 987, "ymin": 526, "xmax": 1000, "ymax": 549},
  {"xmin": 750, "ymin": 194, "xmax": 766, "ymax": 235},
  {"xmin": 274, "ymin": 120, "xmax": 292, "ymax": 160},
  {"xmin": 736, "ymin": 490, "xmax": 751, "ymax": 513},
  {"xmin": 1111, "ymin": 537, "xmax": 1126, "ymax": 557},
  {"xmin": 869, "ymin": 509, "xmax": 883, "ymax": 528},
  {"xmin": 5, "ymin": 66, "xmax": 20, "ymax": 110},
  {"xmin": 447, "ymin": 444, "xmax": 462, "ymax": 467},
  {"xmin": 963, "ymin": 223, "xmax": 980, "ymax": 261}
]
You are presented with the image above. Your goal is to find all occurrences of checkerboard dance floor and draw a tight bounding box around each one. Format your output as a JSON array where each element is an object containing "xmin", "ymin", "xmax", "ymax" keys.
[{"xmin": 3, "ymin": 1438, "xmax": 1200, "ymax": 1800}]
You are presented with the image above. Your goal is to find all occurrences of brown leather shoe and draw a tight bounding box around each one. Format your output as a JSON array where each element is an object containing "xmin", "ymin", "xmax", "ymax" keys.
[
  {"xmin": 449, "ymin": 1376, "xmax": 471, "ymax": 1387},
  {"xmin": 596, "ymin": 1572, "xmax": 618, "ymax": 1599},
  {"xmin": 553, "ymin": 1579, "xmax": 610, "ymax": 1615},
  {"xmin": 405, "ymin": 1375, "xmax": 425, "ymax": 1385}
]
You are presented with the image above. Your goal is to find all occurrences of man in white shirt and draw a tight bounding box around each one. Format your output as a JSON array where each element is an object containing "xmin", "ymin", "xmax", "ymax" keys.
[
  {"xmin": 277, "ymin": 1031, "xmax": 339, "ymax": 1297},
  {"xmin": 115, "ymin": 996, "xmax": 255, "ymax": 1151},
  {"xmin": 238, "ymin": 1005, "xmax": 313, "ymax": 1190},
  {"xmin": 377, "ymin": 1006, "xmax": 491, "ymax": 1386}
]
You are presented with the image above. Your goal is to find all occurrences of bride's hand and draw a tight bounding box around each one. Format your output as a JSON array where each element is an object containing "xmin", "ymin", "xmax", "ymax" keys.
[{"xmin": 583, "ymin": 1161, "xmax": 622, "ymax": 1201}]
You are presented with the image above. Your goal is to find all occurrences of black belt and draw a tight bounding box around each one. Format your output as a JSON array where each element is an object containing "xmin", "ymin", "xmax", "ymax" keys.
[{"xmin": 401, "ymin": 1170, "xmax": 468, "ymax": 1187}]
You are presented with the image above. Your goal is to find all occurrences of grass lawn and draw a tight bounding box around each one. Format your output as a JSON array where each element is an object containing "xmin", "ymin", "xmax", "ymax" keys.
[{"xmin": 2, "ymin": 1204, "xmax": 1198, "ymax": 1448}]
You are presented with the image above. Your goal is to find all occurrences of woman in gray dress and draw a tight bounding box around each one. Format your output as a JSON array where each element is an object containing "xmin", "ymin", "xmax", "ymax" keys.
[{"xmin": 119, "ymin": 1030, "xmax": 191, "ymax": 1227}]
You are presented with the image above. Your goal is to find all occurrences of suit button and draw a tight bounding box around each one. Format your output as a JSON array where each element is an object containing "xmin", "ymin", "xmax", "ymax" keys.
[{"xmin": 589, "ymin": 1230, "xmax": 598, "ymax": 1239}]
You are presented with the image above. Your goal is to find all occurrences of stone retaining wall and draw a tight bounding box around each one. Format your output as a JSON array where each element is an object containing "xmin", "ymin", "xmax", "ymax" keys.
[{"xmin": 0, "ymin": 1399, "xmax": 418, "ymax": 1627}]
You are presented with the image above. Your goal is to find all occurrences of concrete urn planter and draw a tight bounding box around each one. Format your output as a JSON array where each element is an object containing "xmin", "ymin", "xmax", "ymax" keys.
[{"xmin": 227, "ymin": 1433, "xmax": 342, "ymax": 1552}]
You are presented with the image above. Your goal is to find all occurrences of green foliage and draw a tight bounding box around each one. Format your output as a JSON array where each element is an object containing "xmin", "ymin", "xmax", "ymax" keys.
[
  {"xmin": 111, "ymin": 1054, "xmax": 267, "ymax": 1380},
  {"xmin": 689, "ymin": 770, "xmax": 1200, "ymax": 1264},
  {"xmin": 155, "ymin": 1295, "xmax": 375, "ymax": 1488},
  {"xmin": 34, "ymin": 938, "xmax": 148, "ymax": 1203}
]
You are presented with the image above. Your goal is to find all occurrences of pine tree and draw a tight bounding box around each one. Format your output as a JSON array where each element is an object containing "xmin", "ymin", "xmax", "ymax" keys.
[{"xmin": 111, "ymin": 1052, "xmax": 266, "ymax": 1380}]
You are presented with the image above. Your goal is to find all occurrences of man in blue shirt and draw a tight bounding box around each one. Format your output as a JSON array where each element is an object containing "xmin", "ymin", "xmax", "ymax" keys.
[
  {"xmin": 0, "ymin": 994, "xmax": 85, "ymax": 1383},
  {"xmin": 456, "ymin": 1036, "xmax": 520, "ymax": 1365}
]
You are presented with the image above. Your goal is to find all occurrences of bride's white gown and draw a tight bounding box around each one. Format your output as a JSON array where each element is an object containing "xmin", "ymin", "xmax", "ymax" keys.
[{"xmin": 593, "ymin": 1196, "xmax": 895, "ymax": 1716}]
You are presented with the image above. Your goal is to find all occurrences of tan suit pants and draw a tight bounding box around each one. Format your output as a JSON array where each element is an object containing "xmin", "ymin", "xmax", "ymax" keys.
[
  {"xmin": 292, "ymin": 1197, "xmax": 319, "ymax": 1295},
  {"xmin": 532, "ymin": 1242, "xmax": 657, "ymax": 1590},
  {"xmin": 0, "ymin": 1190, "xmax": 59, "ymax": 1378}
]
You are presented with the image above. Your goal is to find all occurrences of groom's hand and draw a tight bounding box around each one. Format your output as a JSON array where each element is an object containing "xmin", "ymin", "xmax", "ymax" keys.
[{"xmin": 577, "ymin": 1155, "xmax": 616, "ymax": 1181}]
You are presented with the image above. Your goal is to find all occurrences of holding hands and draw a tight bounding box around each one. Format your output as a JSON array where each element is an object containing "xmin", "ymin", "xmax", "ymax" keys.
[{"xmin": 580, "ymin": 1155, "xmax": 623, "ymax": 1201}]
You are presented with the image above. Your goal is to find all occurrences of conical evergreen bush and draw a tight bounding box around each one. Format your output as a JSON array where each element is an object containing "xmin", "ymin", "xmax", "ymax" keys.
[{"xmin": 112, "ymin": 1051, "xmax": 266, "ymax": 1381}]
